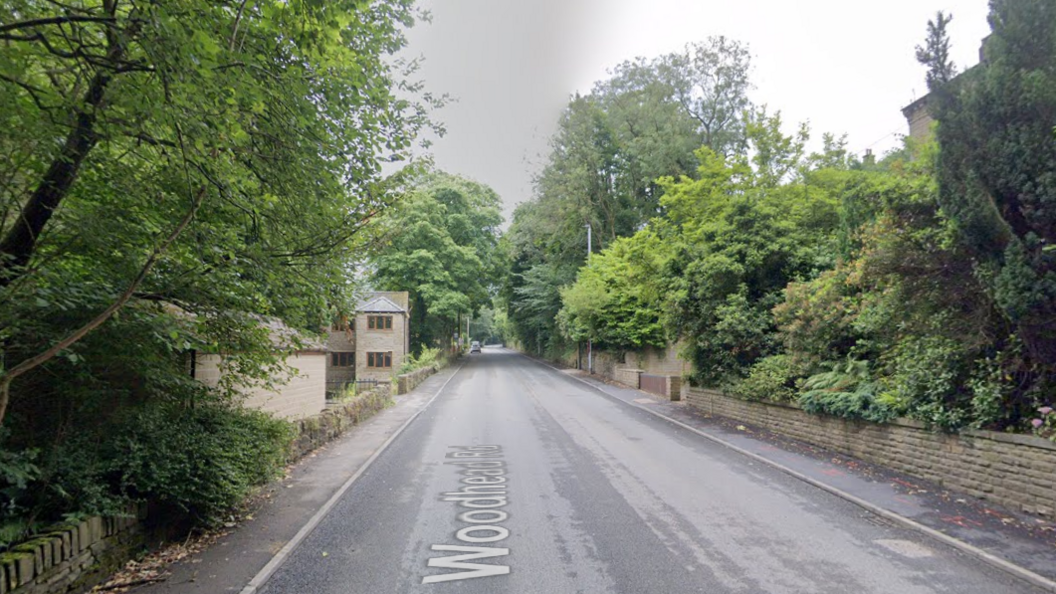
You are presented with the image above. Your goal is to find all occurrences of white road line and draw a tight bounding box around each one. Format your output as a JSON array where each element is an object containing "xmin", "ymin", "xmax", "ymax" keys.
[{"xmin": 239, "ymin": 363, "xmax": 465, "ymax": 594}]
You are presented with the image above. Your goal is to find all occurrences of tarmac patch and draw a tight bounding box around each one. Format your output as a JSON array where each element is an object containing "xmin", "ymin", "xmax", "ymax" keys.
[{"xmin": 875, "ymin": 539, "xmax": 934, "ymax": 559}]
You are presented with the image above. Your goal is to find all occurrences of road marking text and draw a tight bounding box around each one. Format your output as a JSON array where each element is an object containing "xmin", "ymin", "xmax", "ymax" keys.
[{"xmin": 423, "ymin": 445, "xmax": 511, "ymax": 584}]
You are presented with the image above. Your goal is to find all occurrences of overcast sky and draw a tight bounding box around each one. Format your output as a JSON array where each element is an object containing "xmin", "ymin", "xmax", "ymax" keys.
[{"xmin": 399, "ymin": 0, "xmax": 992, "ymax": 220}]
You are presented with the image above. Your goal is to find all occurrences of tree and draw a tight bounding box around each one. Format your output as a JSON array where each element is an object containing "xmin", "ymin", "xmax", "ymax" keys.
[
  {"xmin": 503, "ymin": 37, "xmax": 754, "ymax": 355},
  {"xmin": 558, "ymin": 230, "xmax": 670, "ymax": 350},
  {"xmin": 0, "ymin": 0, "xmax": 437, "ymax": 533},
  {"xmin": 657, "ymin": 37, "xmax": 753, "ymax": 157},
  {"xmin": 372, "ymin": 172, "xmax": 503, "ymax": 351},
  {"xmin": 0, "ymin": 0, "xmax": 435, "ymax": 423},
  {"xmin": 659, "ymin": 115, "xmax": 839, "ymax": 384},
  {"xmin": 928, "ymin": 0, "xmax": 1056, "ymax": 404},
  {"xmin": 915, "ymin": 11, "xmax": 958, "ymax": 88}
]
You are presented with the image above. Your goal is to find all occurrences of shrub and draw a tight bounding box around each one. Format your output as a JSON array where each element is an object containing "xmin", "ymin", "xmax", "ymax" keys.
[
  {"xmin": 110, "ymin": 402, "xmax": 292, "ymax": 526},
  {"xmin": 774, "ymin": 268, "xmax": 860, "ymax": 366},
  {"xmin": 730, "ymin": 354, "xmax": 807, "ymax": 403},
  {"xmin": 884, "ymin": 335, "xmax": 972, "ymax": 430},
  {"xmin": 1030, "ymin": 405, "xmax": 1055, "ymax": 441},
  {"xmin": 0, "ymin": 440, "xmax": 41, "ymax": 548},
  {"xmin": 398, "ymin": 346, "xmax": 443, "ymax": 375},
  {"xmin": 797, "ymin": 359, "xmax": 898, "ymax": 423}
]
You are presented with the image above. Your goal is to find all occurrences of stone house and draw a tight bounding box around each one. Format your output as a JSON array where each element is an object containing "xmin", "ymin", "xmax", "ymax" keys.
[
  {"xmin": 901, "ymin": 95, "xmax": 932, "ymax": 142},
  {"xmin": 325, "ymin": 291, "xmax": 411, "ymax": 385},
  {"xmin": 326, "ymin": 317, "xmax": 357, "ymax": 385}
]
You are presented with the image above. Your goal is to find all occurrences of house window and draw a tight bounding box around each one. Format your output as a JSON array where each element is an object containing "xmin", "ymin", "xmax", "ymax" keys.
[
  {"xmin": 367, "ymin": 315, "xmax": 393, "ymax": 330},
  {"xmin": 367, "ymin": 352, "xmax": 392, "ymax": 369},
  {"xmin": 331, "ymin": 352, "xmax": 354, "ymax": 367}
]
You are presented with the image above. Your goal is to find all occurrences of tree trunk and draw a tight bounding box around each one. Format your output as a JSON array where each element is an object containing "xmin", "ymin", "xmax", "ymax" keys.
[{"xmin": 0, "ymin": 53, "xmax": 117, "ymax": 285}]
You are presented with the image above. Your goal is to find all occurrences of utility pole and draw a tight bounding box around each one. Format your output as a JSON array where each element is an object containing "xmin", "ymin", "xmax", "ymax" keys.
[{"xmin": 585, "ymin": 223, "xmax": 592, "ymax": 375}]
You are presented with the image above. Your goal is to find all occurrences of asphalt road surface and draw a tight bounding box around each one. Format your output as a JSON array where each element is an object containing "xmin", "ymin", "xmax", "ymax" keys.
[{"xmin": 258, "ymin": 348, "xmax": 1041, "ymax": 594}]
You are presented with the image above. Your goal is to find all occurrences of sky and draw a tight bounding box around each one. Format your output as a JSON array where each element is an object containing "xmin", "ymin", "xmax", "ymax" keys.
[{"xmin": 398, "ymin": 0, "xmax": 992, "ymax": 220}]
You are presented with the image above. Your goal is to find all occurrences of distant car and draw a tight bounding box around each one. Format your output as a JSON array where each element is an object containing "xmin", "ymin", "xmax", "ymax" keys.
[{"xmin": 470, "ymin": 340, "xmax": 481, "ymax": 353}]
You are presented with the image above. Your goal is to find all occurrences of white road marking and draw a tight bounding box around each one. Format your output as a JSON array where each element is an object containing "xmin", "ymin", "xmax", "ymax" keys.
[{"xmin": 424, "ymin": 445, "xmax": 511, "ymax": 584}]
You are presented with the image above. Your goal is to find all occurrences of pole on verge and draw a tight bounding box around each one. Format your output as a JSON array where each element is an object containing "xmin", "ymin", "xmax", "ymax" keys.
[{"xmin": 585, "ymin": 223, "xmax": 593, "ymax": 375}]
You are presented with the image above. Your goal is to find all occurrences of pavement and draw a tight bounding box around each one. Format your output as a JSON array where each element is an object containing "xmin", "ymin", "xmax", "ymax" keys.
[
  {"xmin": 124, "ymin": 349, "xmax": 1056, "ymax": 593},
  {"xmin": 127, "ymin": 364, "xmax": 463, "ymax": 594}
]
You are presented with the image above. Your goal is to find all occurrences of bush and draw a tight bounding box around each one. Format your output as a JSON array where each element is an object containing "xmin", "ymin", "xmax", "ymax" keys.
[
  {"xmin": 398, "ymin": 346, "xmax": 443, "ymax": 375},
  {"xmin": 774, "ymin": 268, "xmax": 860, "ymax": 366},
  {"xmin": 797, "ymin": 359, "xmax": 898, "ymax": 423},
  {"xmin": 730, "ymin": 354, "xmax": 806, "ymax": 403},
  {"xmin": 0, "ymin": 440, "xmax": 41, "ymax": 548},
  {"xmin": 110, "ymin": 402, "xmax": 292, "ymax": 526},
  {"xmin": 884, "ymin": 335, "xmax": 972, "ymax": 430},
  {"xmin": 0, "ymin": 400, "xmax": 293, "ymax": 539}
]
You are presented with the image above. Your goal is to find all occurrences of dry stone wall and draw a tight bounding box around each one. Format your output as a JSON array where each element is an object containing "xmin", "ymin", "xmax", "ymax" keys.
[
  {"xmin": 396, "ymin": 366, "xmax": 437, "ymax": 395},
  {"xmin": 2, "ymin": 509, "xmax": 144, "ymax": 594},
  {"xmin": 685, "ymin": 387, "xmax": 1056, "ymax": 517}
]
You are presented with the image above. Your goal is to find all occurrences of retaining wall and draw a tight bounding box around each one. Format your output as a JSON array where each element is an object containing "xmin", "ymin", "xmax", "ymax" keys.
[
  {"xmin": 614, "ymin": 368, "xmax": 642, "ymax": 388},
  {"xmin": 1, "ymin": 508, "xmax": 144, "ymax": 594},
  {"xmin": 288, "ymin": 388, "xmax": 392, "ymax": 460},
  {"xmin": 685, "ymin": 386, "xmax": 1056, "ymax": 517},
  {"xmin": 396, "ymin": 366, "xmax": 437, "ymax": 395}
]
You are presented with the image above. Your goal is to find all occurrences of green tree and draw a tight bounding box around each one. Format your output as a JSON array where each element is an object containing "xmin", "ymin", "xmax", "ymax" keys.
[
  {"xmin": 558, "ymin": 230, "xmax": 671, "ymax": 350},
  {"xmin": 660, "ymin": 114, "xmax": 840, "ymax": 384},
  {"xmin": 915, "ymin": 11, "xmax": 958, "ymax": 88},
  {"xmin": 927, "ymin": 0, "xmax": 1056, "ymax": 407},
  {"xmin": 0, "ymin": 0, "xmax": 438, "ymax": 535},
  {"xmin": 504, "ymin": 37, "xmax": 754, "ymax": 355},
  {"xmin": 0, "ymin": 0, "xmax": 437, "ymax": 423},
  {"xmin": 657, "ymin": 37, "xmax": 753, "ymax": 156},
  {"xmin": 372, "ymin": 172, "xmax": 503, "ymax": 351}
]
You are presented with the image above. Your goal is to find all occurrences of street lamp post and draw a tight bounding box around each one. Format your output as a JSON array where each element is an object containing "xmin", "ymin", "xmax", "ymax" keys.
[{"xmin": 585, "ymin": 223, "xmax": 592, "ymax": 375}]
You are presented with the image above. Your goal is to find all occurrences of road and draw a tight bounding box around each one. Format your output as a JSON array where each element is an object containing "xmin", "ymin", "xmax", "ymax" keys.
[{"xmin": 257, "ymin": 348, "xmax": 1041, "ymax": 594}]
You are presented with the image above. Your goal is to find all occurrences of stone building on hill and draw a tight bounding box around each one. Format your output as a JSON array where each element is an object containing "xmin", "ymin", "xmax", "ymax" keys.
[{"xmin": 901, "ymin": 36, "xmax": 989, "ymax": 142}]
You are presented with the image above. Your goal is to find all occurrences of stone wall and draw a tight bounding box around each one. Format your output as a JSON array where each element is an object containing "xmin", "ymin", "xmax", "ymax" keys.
[
  {"xmin": 588, "ymin": 343, "xmax": 687, "ymax": 400},
  {"xmin": 396, "ymin": 366, "xmax": 437, "ymax": 395},
  {"xmin": 615, "ymin": 368, "xmax": 642, "ymax": 388},
  {"xmin": 3, "ymin": 508, "xmax": 144, "ymax": 594},
  {"xmin": 623, "ymin": 341, "xmax": 688, "ymax": 377},
  {"xmin": 685, "ymin": 387, "xmax": 1056, "ymax": 517},
  {"xmin": 287, "ymin": 387, "xmax": 392, "ymax": 461}
]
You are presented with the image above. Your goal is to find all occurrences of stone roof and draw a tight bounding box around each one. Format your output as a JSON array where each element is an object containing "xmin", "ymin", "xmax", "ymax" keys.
[
  {"xmin": 157, "ymin": 302, "xmax": 326, "ymax": 352},
  {"xmin": 357, "ymin": 295, "xmax": 407, "ymax": 314}
]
